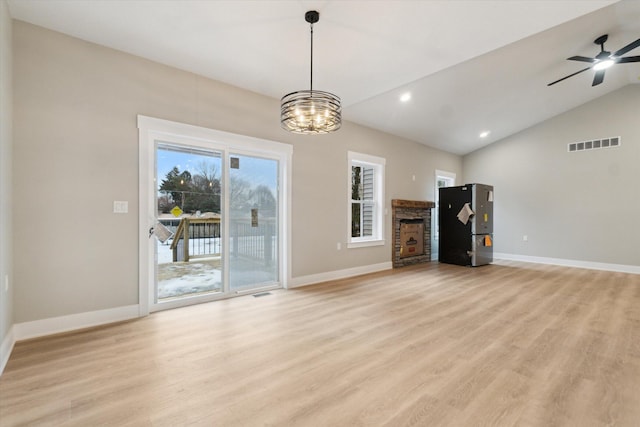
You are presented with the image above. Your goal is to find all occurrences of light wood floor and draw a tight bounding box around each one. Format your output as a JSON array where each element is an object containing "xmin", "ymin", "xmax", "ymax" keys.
[{"xmin": 1, "ymin": 260, "xmax": 640, "ymax": 426}]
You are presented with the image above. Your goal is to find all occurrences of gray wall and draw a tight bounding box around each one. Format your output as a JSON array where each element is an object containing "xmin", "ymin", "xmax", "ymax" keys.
[
  {"xmin": 12, "ymin": 21, "xmax": 461, "ymax": 323},
  {"xmin": 463, "ymin": 85, "xmax": 640, "ymax": 267},
  {"xmin": 0, "ymin": 0, "xmax": 13, "ymax": 363}
]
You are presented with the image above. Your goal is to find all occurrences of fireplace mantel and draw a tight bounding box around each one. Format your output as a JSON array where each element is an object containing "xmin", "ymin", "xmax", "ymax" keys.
[
  {"xmin": 392, "ymin": 199, "xmax": 435, "ymax": 209},
  {"xmin": 391, "ymin": 199, "xmax": 435, "ymax": 268}
]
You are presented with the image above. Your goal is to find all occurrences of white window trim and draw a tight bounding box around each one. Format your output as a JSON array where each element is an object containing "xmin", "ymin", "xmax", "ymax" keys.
[{"xmin": 347, "ymin": 151, "xmax": 385, "ymax": 249}]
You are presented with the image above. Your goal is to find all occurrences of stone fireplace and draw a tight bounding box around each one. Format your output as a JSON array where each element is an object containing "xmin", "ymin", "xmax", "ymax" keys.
[{"xmin": 392, "ymin": 199, "xmax": 435, "ymax": 268}]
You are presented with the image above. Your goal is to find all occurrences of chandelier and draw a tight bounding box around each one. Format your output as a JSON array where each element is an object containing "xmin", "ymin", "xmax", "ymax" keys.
[{"xmin": 280, "ymin": 10, "xmax": 342, "ymax": 134}]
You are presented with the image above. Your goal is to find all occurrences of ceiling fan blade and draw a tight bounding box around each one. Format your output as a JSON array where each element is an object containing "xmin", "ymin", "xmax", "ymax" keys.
[
  {"xmin": 567, "ymin": 55, "xmax": 596, "ymax": 63},
  {"xmin": 592, "ymin": 69, "xmax": 605, "ymax": 86},
  {"xmin": 617, "ymin": 55, "xmax": 640, "ymax": 63},
  {"xmin": 613, "ymin": 38, "xmax": 640, "ymax": 57},
  {"xmin": 547, "ymin": 67, "xmax": 591, "ymax": 86}
]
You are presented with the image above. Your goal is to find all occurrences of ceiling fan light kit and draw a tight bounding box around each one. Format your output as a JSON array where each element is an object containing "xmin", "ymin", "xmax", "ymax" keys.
[
  {"xmin": 592, "ymin": 59, "xmax": 614, "ymax": 71},
  {"xmin": 280, "ymin": 10, "xmax": 342, "ymax": 134},
  {"xmin": 548, "ymin": 34, "xmax": 640, "ymax": 87}
]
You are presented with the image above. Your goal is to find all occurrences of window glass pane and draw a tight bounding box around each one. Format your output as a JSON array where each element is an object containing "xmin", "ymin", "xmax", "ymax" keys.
[
  {"xmin": 351, "ymin": 166, "xmax": 362, "ymax": 200},
  {"xmin": 348, "ymin": 152, "xmax": 385, "ymax": 245},
  {"xmin": 351, "ymin": 203, "xmax": 361, "ymax": 237},
  {"xmin": 156, "ymin": 143, "xmax": 223, "ymax": 301},
  {"xmin": 228, "ymin": 154, "xmax": 279, "ymax": 292}
]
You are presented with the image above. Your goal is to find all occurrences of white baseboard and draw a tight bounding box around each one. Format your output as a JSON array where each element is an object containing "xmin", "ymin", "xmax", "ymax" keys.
[
  {"xmin": 0, "ymin": 325, "xmax": 16, "ymax": 375},
  {"xmin": 494, "ymin": 253, "xmax": 640, "ymax": 274},
  {"xmin": 13, "ymin": 304, "xmax": 141, "ymax": 342},
  {"xmin": 289, "ymin": 261, "xmax": 393, "ymax": 288}
]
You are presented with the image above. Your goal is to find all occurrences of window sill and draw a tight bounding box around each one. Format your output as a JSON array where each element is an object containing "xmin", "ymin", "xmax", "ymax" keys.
[{"xmin": 347, "ymin": 239, "xmax": 385, "ymax": 249}]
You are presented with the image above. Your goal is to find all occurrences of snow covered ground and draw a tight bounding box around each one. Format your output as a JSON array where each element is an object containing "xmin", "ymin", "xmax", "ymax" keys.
[
  {"xmin": 156, "ymin": 241, "xmax": 221, "ymax": 299},
  {"xmin": 155, "ymin": 238, "xmax": 277, "ymax": 299},
  {"xmin": 157, "ymin": 263, "xmax": 222, "ymax": 299}
]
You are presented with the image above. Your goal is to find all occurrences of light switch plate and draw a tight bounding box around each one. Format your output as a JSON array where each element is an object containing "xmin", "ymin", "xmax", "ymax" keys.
[{"xmin": 113, "ymin": 201, "xmax": 128, "ymax": 213}]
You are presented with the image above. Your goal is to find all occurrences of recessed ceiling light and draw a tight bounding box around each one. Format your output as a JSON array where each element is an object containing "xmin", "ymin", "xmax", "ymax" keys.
[
  {"xmin": 400, "ymin": 92, "xmax": 411, "ymax": 102},
  {"xmin": 479, "ymin": 131, "xmax": 490, "ymax": 138}
]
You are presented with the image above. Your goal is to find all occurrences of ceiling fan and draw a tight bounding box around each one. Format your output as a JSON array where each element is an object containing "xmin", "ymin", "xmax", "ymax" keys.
[{"xmin": 548, "ymin": 34, "xmax": 640, "ymax": 87}]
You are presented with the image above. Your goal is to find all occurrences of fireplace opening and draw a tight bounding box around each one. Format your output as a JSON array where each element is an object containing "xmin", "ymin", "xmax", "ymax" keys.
[
  {"xmin": 392, "ymin": 199, "xmax": 434, "ymax": 268},
  {"xmin": 399, "ymin": 219, "xmax": 425, "ymax": 258}
]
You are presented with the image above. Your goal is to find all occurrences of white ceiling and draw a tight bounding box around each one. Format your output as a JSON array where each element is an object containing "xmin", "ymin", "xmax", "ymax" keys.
[{"xmin": 7, "ymin": 0, "xmax": 640, "ymax": 155}]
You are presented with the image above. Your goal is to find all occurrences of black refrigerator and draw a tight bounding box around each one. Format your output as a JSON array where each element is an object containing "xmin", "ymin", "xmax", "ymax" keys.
[{"xmin": 438, "ymin": 183, "xmax": 494, "ymax": 266}]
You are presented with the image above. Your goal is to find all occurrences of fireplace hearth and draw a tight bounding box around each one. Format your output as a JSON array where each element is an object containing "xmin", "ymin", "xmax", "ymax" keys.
[{"xmin": 392, "ymin": 199, "xmax": 435, "ymax": 268}]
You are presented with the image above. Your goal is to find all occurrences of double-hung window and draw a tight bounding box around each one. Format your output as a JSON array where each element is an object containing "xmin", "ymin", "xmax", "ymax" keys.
[{"xmin": 348, "ymin": 151, "xmax": 385, "ymax": 248}]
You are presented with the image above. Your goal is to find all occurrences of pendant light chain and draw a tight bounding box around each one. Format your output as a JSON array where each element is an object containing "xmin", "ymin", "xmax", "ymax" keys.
[{"xmin": 310, "ymin": 21, "xmax": 313, "ymax": 92}]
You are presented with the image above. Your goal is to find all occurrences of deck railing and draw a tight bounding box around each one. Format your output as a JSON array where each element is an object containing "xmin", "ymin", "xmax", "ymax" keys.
[
  {"xmin": 230, "ymin": 220, "xmax": 276, "ymax": 266},
  {"xmin": 170, "ymin": 217, "xmax": 221, "ymax": 262},
  {"xmin": 166, "ymin": 216, "xmax": 276, "ymax": 264}
]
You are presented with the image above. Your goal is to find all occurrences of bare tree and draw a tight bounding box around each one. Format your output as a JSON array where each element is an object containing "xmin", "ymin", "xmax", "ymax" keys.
[{"xmin": 229, "ymin": 176, "xmax": 251, "ymax": 209}]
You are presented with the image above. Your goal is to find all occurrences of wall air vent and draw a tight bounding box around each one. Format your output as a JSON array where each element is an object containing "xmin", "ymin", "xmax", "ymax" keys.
[{"xmin": 568, "ymin": 136, "xmax": 620, "ymax": 153}]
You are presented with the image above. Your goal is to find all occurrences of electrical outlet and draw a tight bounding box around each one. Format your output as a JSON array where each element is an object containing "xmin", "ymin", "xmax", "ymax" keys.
[
  {"xmin": 4, "ymin": 275, "xmax": 8, "ymax": 292},
  {"xmin": 337, "ymin": 242, "xmax": 341, "ymax": 250},
  {"xmin": 523, "ymin": 235, "xmax": 528, "ymax": 242}
]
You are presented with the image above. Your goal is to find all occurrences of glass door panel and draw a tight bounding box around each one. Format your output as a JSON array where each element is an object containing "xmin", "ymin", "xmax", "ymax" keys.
[
  {"xmin": 228, "ymin": 154, "xmax": 279, "ymax": 292},
  {"xmin": 155, "ymin": 143, "xmax": 223, "ymax": 302}
]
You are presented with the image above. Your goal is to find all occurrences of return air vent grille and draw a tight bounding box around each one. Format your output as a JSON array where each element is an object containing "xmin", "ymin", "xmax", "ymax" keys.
[{"xmin": 568, "ymin": 136, "xmax": 620, "ymax": 152}]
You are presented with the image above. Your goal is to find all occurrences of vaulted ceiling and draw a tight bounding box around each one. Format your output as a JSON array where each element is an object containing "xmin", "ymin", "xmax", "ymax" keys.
[{"xmin": 7, "ymin": 0, "xmax": 640, "ymax": 155}]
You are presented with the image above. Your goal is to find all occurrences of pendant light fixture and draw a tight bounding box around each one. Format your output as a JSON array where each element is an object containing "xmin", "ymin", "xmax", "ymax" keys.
[{"xmin": 280, "ymin": 10, "xmax": 342, "ymax": 134}]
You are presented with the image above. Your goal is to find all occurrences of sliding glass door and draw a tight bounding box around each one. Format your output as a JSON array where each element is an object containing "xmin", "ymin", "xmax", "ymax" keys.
[
  {"xmin": 139, "ymin": 116, "xmax": 291, "ymax": 313},
  {"xmin": 140, "ymin": 126, "xmax": 289, "ymax": 312}
]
